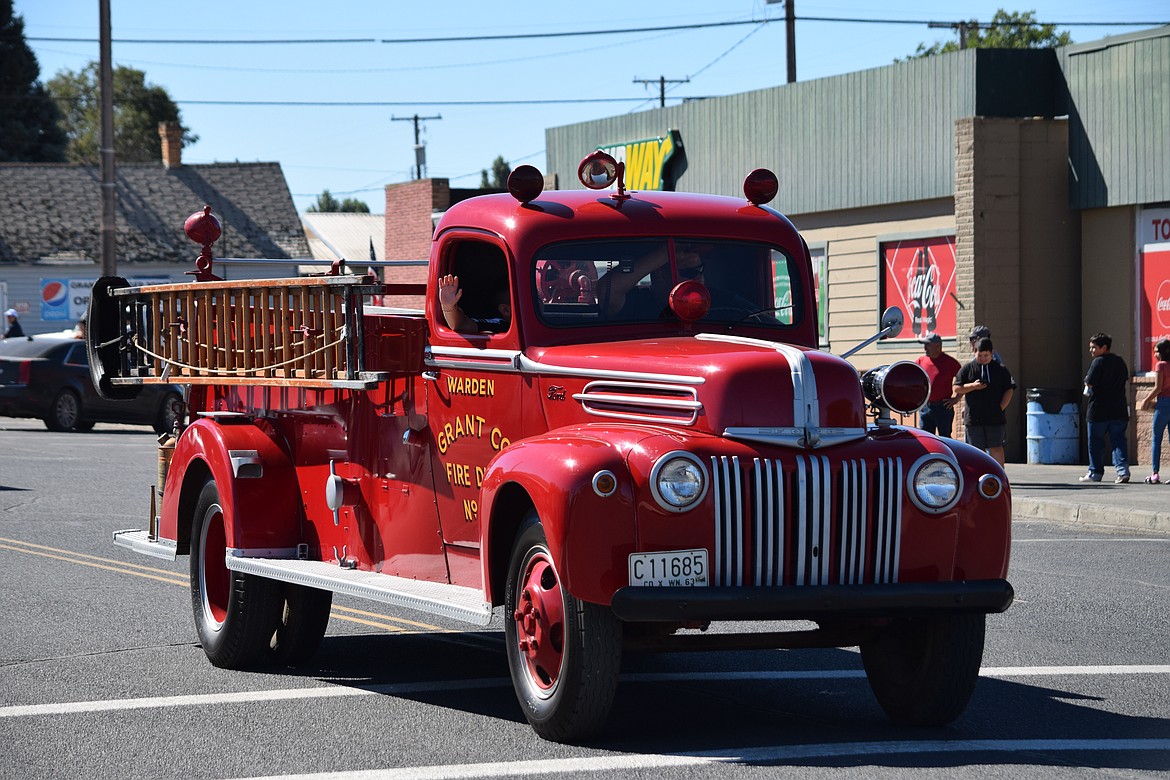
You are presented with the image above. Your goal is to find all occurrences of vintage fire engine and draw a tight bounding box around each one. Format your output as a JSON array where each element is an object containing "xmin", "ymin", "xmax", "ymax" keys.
[{"xmin": 89, "ymin": 152, "xmax": 1013, "ymax": 742}]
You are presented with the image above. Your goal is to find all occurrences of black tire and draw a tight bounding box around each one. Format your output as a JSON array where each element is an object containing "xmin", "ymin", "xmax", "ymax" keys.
[
  {"xmin": 44, "ymin": 389, "xmax": 82, "ymax": 431},
  {"xmin": 504, "ymin": 513, "xmax": 622, "ymax": 742},
  {"xmin": 269, "ymin": 584, "xmax": 332, "ymax": 666},
  {"xmin": 153, "ymin": 392, "xmax": 184, "ymax": 436},
  {"xmin": 189, "ymin": 478, "xmax": 282, "ymax": 669},
  {"xmin": 861, "ymin": 613, "xmax": 986, "ymax": 726},
  {"xmin": 74, "ymin": 420, "xmax": 96, "ymax": 432}
]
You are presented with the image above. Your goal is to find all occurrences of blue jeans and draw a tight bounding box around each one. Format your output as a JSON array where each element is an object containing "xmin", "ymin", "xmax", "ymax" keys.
[
  {"xmin": 1087, "ymin": 418, "xmax": 1129, "ymax": 478},
  {"xmin": 919, "ymin": 401, "xmax": 954, "ymax": 438},
  {"xmin": 1152, "ymin": 397, "xmax": 1170, "ymax": 474}
]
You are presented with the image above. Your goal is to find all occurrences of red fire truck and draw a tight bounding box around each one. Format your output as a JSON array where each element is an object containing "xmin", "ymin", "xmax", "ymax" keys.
[{"xmin": 88, "ymin": 152, "xmax": 1013, "ymax": 742}]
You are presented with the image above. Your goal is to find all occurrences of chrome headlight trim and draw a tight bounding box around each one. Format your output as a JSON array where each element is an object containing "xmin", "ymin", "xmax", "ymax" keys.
[
  {"xmin": 906, "ymin": 453, "xmax": 963, "ymax": 514},
  {"xmin": 649, "ymin": 451, "xmax": 709, "ymax": 513}
]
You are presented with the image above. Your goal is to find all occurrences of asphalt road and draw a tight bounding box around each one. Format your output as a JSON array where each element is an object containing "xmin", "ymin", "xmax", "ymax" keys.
[{"xmin": 1, "ymin": 417, "xmax": 1168, "ymax": 779}]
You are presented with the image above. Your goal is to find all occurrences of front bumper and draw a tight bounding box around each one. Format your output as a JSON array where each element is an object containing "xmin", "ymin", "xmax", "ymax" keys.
[{"xmin": 610, "ymin": 579, "xmax": 1014, "ymax": 622}]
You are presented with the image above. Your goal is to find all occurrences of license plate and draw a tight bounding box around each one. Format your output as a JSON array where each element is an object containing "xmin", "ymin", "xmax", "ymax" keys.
[{"xmin": 628, "ymin": 549, "xmax": 709, "ymax": 587}]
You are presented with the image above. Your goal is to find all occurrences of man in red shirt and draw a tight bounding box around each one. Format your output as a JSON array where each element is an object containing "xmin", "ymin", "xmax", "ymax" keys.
[{"xmin": 916, "ymin": 333, "xmax": 962, "ymax": 438}]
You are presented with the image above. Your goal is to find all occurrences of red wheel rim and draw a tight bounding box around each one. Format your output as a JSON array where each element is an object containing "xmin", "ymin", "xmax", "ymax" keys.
[
  {"xmin": 511, "ymin": 551, "xmax": 565, "ymax": 692},
  {"xmin": 199, "ymin": 504, "xmax": 229, "ymax": 627}
]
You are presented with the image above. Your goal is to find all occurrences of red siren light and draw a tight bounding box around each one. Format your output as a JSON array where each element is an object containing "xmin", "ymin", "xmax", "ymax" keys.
[
  {"xmin": 669, "ymin": 280, "xmax": 711, "ymax": 322},
  {"xmin": 507, "ymin": 165, "xmax": 544, "ymax": 203},
  {"xmin": 743, "ymin": 168, "xmax": 779, "ymax": 206},
  {"xmin": 184, "ymin": 205, "xmax": 223, "ymax": 282}
]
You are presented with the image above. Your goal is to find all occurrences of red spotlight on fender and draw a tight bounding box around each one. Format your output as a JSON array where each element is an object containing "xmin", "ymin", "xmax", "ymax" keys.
[
  {"xmin": 669, "ymin": 280, "xmax": 711, "ymax": 322},
  {"xmin": 743, "ymin": 168, "xmax": 779, "ymax": 206},
  {"xmin": 507, "ymin": 165, "xmax": 545, "ymax": 203}
]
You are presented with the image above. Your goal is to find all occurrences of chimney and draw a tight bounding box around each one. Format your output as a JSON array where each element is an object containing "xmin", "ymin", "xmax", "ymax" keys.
[{"xmin": 159, "ymin": 121, "xmax": 182, "ymax": 168}]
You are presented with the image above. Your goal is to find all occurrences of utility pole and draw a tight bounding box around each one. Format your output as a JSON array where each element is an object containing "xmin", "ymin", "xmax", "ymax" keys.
[
  {"xmin": 928, "ymin": 20, "xmax": 977, "ymax": 49},
  {"xmin": 99, "ymin": 0, "xmax": 116, "ymax": 275},
  {"xmin": 391, "ymin": 113, "xmax": 441, "ymax": 179},
  {"xmin": 633, "ymin": 76, "xmax": 689, "ymax": 108},
  {"xmin": 766, "ymin": 0, "xmax": 797, "ymax": 83}
]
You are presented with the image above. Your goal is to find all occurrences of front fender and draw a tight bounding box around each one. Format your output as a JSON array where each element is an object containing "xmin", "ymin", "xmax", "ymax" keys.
[
  {"xmin": 945, "ymin": 437, "xmax": 1012, "ymax": 579},
  {"xmin": 479, "ymin": 428, "xmax": 642, "ymax": 606},
  {"xmin": 161, "ymin": 418, "xmax": 301, "ymax": 554}
]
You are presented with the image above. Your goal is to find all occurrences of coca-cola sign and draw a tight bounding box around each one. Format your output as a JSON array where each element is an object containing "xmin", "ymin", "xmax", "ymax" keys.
[
  {"xmin": 1139, "ymin": 207, "xmax": 1170, "ymax": 372},
  {"xmin": 882, "ymin": 236, "xmax": 957, "ymax": 340}
]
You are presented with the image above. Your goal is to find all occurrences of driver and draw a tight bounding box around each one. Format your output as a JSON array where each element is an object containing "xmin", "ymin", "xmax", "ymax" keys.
[{"xmin": 598, "ymin": 243, "xmax": 704, "ymax": 319}]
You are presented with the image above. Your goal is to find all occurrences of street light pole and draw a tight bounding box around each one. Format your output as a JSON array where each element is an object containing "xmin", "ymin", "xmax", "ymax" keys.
[{"xmin": 99, "ymin": 0, "xmax": 116, "ymax": 275}]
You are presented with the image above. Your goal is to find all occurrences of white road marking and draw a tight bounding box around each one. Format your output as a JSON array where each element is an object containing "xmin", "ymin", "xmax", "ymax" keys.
[
  {"xmin": 230, "ymin": 740, "xmax": 1170, "ymax": 780},
  {"xmin": 3, "ymin": 665, "xmax": 1168, "ymax": 719}
]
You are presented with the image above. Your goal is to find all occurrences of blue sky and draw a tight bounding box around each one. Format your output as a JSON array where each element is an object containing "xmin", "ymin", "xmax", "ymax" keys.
[{"xmin": 17, "ymin": 1, "xmax": 1168, "ymax": 213}]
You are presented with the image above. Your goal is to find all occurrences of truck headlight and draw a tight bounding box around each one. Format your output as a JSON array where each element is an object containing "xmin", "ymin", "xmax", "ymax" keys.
[
  {"xmin": 650, "ymin": 452, "xmax": 708, "ymax": 512},
  {"xmin": 907, "ymin": 455, "xmax": 962, "ymax": 514}
]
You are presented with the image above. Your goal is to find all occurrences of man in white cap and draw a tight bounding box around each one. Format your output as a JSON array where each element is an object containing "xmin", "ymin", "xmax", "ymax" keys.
[{"xmin": 4, "ymin": 309, "xmax": 24, "ymax": 339}]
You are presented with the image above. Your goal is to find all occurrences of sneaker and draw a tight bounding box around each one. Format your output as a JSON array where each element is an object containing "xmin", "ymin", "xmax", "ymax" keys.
[
  {"xmin": 1116, "ymin": 475, "xmax": 1130, "ymax": 484},
  {"xmin": 1145, "ymin": 474, "xmax": 1160, "ymax": 484},
  {"xmin": 1078, "ymin": 473, "xmax": 1102, "ymax": 483}
]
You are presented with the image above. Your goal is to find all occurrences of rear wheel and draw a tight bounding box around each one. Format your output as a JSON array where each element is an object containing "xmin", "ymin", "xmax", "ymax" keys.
[
  {"xmin": 44, "ymin": 389, "xmax": 81, "ymax": 431},
  {"xmin": 504, "ymin": 514, "xmax": 621, "ymax": 742},
  {"xmin": 861, "ymin": 613, "xmax": 986, "ymax": 726},
  {"xmin": 189, "ymin": 478, "xmax": 281, "ymax": 668},
  {"xmin": 269, "ymin": 584, "xmax": 332, "ymax": 666}
]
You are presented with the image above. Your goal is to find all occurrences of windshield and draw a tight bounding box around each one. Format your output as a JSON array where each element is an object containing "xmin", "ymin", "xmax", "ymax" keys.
[{"xmin": 533, "ymin": 238, "xmax": 801, "ymax": 328}]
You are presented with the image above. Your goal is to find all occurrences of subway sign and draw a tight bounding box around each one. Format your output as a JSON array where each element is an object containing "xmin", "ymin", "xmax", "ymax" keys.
[{"xmin": 597, "ymin": 130, "xmax": 682, "ymax": 191}]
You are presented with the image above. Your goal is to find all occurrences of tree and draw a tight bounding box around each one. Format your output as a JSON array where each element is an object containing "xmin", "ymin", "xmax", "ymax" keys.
[
  {"xmin": 904, "ymin": 9, "xmax": 1072, "ymax": 59},
  {"xmin": 46, "ymin": 63, "xmax": 197, "ymax": 164},
  {"xmin": 0, "ymin": 0, "xmax": 67, "ymax": 162},
  {"xmin": 480, "ymin": 155, "xmax": 512, "ymax": 189},
  {"xmin": 306, "ymin": 190, "xmax": 369, "ymax": 213}
]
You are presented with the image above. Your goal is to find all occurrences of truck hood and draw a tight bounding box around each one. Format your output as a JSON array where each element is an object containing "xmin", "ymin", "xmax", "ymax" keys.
[{"xmin": 524, "ymin": 334, "xmax": 868, "ymax": 449}]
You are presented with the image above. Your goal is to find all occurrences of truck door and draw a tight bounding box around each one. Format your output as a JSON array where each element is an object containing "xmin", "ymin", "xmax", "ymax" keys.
[{"xmin": 425, "ymin": 236, "xmax": 524, "ymax": 587}]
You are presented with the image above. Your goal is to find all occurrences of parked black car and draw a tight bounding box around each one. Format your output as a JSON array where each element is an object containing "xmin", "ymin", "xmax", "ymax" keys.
[{"xmin": 0, "ymin": 336, "xmax": 183, "ymax": 433}]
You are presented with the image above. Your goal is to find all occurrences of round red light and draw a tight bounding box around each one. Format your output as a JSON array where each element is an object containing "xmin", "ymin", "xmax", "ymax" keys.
[
  {"xmin": 184, "ymin": 206, "xmax": 221, "ymax": 246},
  {"xmin": 875, "ymin": 361, "xmax": 931, "ymax": 413},
  {"xmin": 507, "ymin": 165, "xmax": 544, "ymax": 203},
  {"xmin": 578, "ymin": 151, "xmax": 619, "ymax": 190},
  {"xmin": 669, "ymin": 280, "xmax": 711, "ymax": 322},
  {"xmin": 743, "ymin": 168, "xmax": 779, "ymax": 205}
]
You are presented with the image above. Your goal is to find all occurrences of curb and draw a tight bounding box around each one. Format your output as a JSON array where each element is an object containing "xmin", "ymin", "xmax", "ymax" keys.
[{"xmin": 1012, "ymin": 497, "xmax": 1170, "ymax": 535}]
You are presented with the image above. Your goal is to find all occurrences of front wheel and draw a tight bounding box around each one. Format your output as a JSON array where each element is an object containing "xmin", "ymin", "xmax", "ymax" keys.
[
  {"xmin": 504, "ymin": 514, "xmax": 622, "ymax": 742},
  {"xmin": 189, "ymin": 478, "xmax": 281, "ymax": 668},
  {"xmin": 44, "ymin": 389, "xmax": 81, "ymax": 431},
  {"xmin": 861, "ymin": 613, "xmax": 986, "ymax": 726}
]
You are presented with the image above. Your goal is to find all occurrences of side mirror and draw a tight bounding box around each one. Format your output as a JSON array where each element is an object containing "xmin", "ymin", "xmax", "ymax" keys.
[{"xmin": 879, "ymin": 306, "xmax": 904, "ymax": 339}]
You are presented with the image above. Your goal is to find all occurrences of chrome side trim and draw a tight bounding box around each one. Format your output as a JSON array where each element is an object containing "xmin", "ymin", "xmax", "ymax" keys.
[
  {"xmin": 225, "ymin": 546, "xmax": 302, "ymax": 560},
  {"xmin": 723, "ymin": 426, "xmax": 868, "ymax": 450},
  {"xmin": 573, "ymin": 381, "xmax": 702, "ymax": 425},
  {"xmin": 516, "ymin": 353, "xmax": 705, "ymax": 385},
  {"xmin": 426, "ymin": 346, "xmax": 522, "ymax": 373}
]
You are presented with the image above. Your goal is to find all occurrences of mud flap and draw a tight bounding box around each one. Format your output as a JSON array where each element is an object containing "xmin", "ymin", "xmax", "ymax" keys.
[{"xmin": 87, "ymin": 276, "xmax": 140, "ymax": 400}]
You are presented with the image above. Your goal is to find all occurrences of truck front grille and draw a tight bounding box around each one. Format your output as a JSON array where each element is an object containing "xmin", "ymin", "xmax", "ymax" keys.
[{"xmin": 709, "ymin": 455, "xmax": 904, "ymax": 588}]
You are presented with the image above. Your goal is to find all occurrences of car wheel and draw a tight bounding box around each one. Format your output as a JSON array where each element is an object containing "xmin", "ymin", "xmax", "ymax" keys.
[
  {"xmin": 861, "ymin": 613, "xmax": 986, "ymax": 726},
  {"xmin": 189, "ymin": 477, "xmax": 282, "ymax": 669},
  {"xmin": 74, "ymin": 420, "xmax": 96, "ymax": 432},
  {"xmin": 44, "ymin": 389, "xmax": 82, "ymax": 431},
  {"xmin": 504, "ymin": 512, "xmax": 622, "ymax": 742},
  {"xmin": 154, "ymin": 392, "xmax": 184, "ymax": 435},
  {"xmin": 269, "ymin": 584, "xmax": 332, "ymax": 666}
]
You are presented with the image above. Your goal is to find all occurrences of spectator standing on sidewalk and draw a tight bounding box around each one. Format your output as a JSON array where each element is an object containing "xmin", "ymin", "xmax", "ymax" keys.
[
  {"xmin": 1139, "ymin": 338, "xmax": 1170, "ymax": 484},
  {"xmin": 915, "ymin": 333, "xmax": 961, "ymax": 438},
  {"xmin": 953, "ymin": 336, "xmax": 1016, "ymax": 465},
  {"xmin": 1081, "ymin": 332, "xmax": 1131, "ymax": 484}
]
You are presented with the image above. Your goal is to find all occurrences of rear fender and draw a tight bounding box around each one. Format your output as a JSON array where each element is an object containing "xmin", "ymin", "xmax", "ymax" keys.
[
  {"xmin": 161, "ymin": 418, "xmax": 301, "ymax": 555},
  {"xmin": 479, "ymin": 433, "xmax": 638, "ymax": 606}
]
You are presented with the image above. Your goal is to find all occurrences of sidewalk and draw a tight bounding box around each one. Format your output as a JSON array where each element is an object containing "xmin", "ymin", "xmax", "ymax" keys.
[{"xmin": 1004, "ymin": 462, "xmax": 1170, "ymax": 535}]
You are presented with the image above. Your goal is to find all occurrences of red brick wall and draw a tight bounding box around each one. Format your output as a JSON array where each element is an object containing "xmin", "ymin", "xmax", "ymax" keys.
[{"xmin": 382, "ymin": 179, "xmax": 451, "ymax": 309}]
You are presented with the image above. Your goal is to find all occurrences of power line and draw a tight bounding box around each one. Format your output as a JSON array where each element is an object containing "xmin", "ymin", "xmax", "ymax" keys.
[
  {"xmin": 24, "ymin": 16, "xmax": 1167, "ymax": 46},
  {"xmin": 173, "ymin": 97, "xmax": 693, "ymax": 106}
]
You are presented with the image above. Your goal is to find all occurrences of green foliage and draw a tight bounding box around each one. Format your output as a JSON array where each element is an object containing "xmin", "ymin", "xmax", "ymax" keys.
[
  {"xmin": 904, "ymin": 9, "xmax": 1072, "ymax": 59},
  {"xmin": 479, "ymin": 155, "xmax": 512, "ymax": 189},
  {"xmin": 0, "ymin": 0, "xmax": 67, "ymax": 162},
  {"xmin": 306, "ymin": 190, "xmax": 370, "ymax": 213},
  {"xmin": 46, "ymin": 62, "xmax": 197, "ymax": 164}
]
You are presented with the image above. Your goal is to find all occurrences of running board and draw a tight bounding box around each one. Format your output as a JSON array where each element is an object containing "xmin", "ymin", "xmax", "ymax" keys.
[
  {"xmin": 224, "ymin": 556, "xmax": 494, "ymax": 627},
  {"xmin": 113, "ymin": 528, "xmax": 178, "ymax": 561}
]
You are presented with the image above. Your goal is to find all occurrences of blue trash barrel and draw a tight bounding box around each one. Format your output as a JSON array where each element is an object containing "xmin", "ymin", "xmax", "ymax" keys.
[{"xmin": 1025, "ymin": 388, "xmax": 1081, "ymax": 464}]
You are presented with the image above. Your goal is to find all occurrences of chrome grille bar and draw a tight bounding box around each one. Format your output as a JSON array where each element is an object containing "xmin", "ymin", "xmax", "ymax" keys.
[{"xmin": 710, "ymin": 454, "xmax": 903, "ymax": 587}]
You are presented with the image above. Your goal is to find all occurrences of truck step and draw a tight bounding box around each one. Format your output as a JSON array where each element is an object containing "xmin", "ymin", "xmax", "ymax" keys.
[
  {"xmin": 112, "ymin": 528, "xmax": 178, "ymax": 561},
  {"xmin": 225, "ymin": 556, "xmax": 494, "ymax": 626}
]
